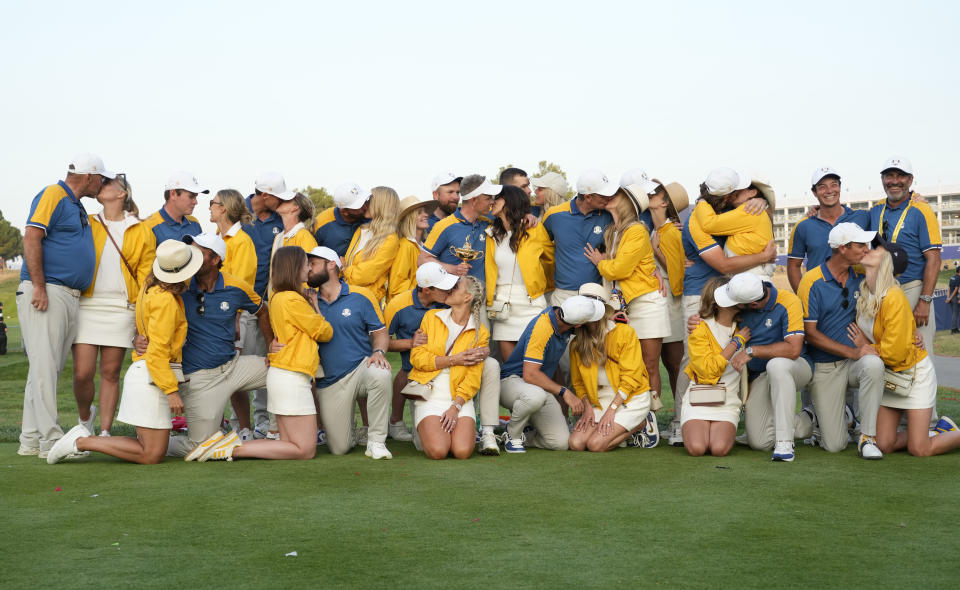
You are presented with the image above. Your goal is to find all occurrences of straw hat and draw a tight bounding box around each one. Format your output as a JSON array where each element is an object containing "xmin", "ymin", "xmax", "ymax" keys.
[
  {"xmin": 153, "ymin": 240, "xmax": 203, "ymax": 283},
  {"xmin": 651, "ymin": 179, "xmax": 690, "ymax": 214},
  {"xmin": 749, "ymin": 176, "xmax": 776, "ymax": 209},
  {"xmin": 578, "ymin": 282, "xmax": 613, "ymax": 308}
]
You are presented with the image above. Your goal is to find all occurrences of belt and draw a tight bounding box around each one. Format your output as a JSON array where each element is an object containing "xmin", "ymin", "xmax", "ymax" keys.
[
  {"xmin": 21, "ymin": 280, "xmax": 81, "ymax": 297},
  {"xmin": 815, "ymin": 359, "xmax": 848, "ymax": 370},
  {"xmin": 185, "ymin": 351, "xmax": 239, "ymax": 376}
]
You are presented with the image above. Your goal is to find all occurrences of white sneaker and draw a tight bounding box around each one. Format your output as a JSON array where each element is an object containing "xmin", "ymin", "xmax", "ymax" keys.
[
  {"xmin": 266, "ymin": 431, "xmax": 280, "ymax": 440},
  {"xmin": 99, "ymin": 430, "xmax": 111, "ymax": 437},
  {"xmin": 668, "ymin": 422, "xmax": 683, "ymax": 446},
  {"xmin": 237, "ymin": 428, "xmax": 253, "ymax": 442},
  {"xmin": 857, "ymin": 435, "xmax": 883, "ymax": 460},
  {"xmin": 198, "ymin": 431, "xmax": 242, "ymax": 462},
  {"xmin": 79, "ymin": 405, "xmax": 97, "ymax": 434},
  {"xmin": 772, "ymin": 441, "xmax": 795, "ymax": 462},
  {"xmin": 17, "ymin": 445, "xmax": 40, "ymax": 456},
  {"xmin": 185, "ymin": 431, "xmax": 226, "ymax": 462},
  {"xmin": 735, "ymin": 432, "xmax": 750, "ymax": 446},
  {"xmin": 478, "ymin": 431, "xmax": 500, "ymax": 456},
  {"xmin": 47, "ymin": 425, "xmax": 91, "ymax": 464},
  {"xmin": 357, "ymin": 426, "xmax": 369, "ymax": 446},
  {"xmin": 388, "ymin": 420, "xmax": 413, "ymax": 442},
  {"xmin": 365, "ymin": 441, "xmax": 393, "ymax": 460}
]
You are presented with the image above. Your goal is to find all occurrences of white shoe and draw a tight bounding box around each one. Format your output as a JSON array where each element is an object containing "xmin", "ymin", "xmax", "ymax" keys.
[
  {"xmin": 478, "ymin": 431, "xmax": 500, "ymax": 456},
  {"xmin": 668, "ymin": 422, "xmax": 683, "ymax": 446},
  {"xmin": 357, "ymin": 426, "xmax": 369, "ymax": 446},
  {"xmin": 857, "ymin": 435, "xmax": 883, "ymax": 460},
  {"xmin": 99, "ymin": 430, "xmax": 111, "ymax": 437},
  {"xmin": 198, "ymin": 431, "xmax": 242, "ymax": 462},
  {"xmin": 772, "ymin": 441, "xmax": 795, "ymax": 462},
  {"xmin": 388, "ymin": 420, "xmax": 413, "ymax": 442},
  {"xmin": 47, "ymin": 425, "xmax": 91, "ymax": 464},
  {"xmin": 79, "ymin": 405, "xmax": 97, "ymax": 434},
  {"xmin": 266, "ymin": 431, "xmax": 280, "ymax": 440},
  {"xmin": 17, "ymin": 445, "xmax": 40, "ymax": 456},
  {"xmin": 365, "ymin": 441, "xmax": 393, "ymax": 460},
  {"xmin": 237, "ymin": 428, "xmax": 253, "ymax": 442},
  {"xmin": 185, "ymin": 431, "xmax": 226, "ymax": 462}
]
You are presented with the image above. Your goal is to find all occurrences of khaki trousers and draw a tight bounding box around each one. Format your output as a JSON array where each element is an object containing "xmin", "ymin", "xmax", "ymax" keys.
[
  {"xmin": 499, "ymin": 375, "xmax": 569, "ymax": 450},
  {"xmin": 17, "ymin": 281, "xmax": 80, "ymax": 451},
  {"xmin": 316, "ymin": 359, "xmax": 391, "ymax": 455},
  {"xmin": 744, "ymin": 357, "xmax": 814, "ymax": 450},
  {"xmin": 810, "ymin": 356, "xmax": 884, "ymax": 452},
  {"xmin": 230, "ymin": 311, "xmax": 270, "ymax": 432},
  {"xmin": 671, "ymin": 295, "xmax": 703, "ymax": 426}
]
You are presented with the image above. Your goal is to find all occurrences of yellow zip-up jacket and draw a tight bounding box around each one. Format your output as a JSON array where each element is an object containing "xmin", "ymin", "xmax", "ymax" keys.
[
  {"xmin": 82, "ymin": 215, "xmax": 153, "ymax": 304},
  {"xmin": 281, "ymin": 225, "xmax": 319, "ymax": 252},
  {"xmin": 409, "ymin": 308, "xmax": 490, "ymax": 402},
  {"xmin": 654, "ymin": 222, "xmax": 685, "ymax": 297},
  {"xmin": 484, "ymin": 223, "xmax": 551, "ymax": 306},
  {"xmin": 596, "ymin": 223, "xmax": 659, "ymax": 303},
  {"xmin": 684, "ymin": 320, "xmax": 732, "ymax": 385},
  {"xmin": 388, "ymin": 237, "xmax": 420, "ymax": 301},
  {"xmin": 221, "ymin": 222, "xmax": 257, "ymax": 289},
  {"xmin": 697, "ymin": 202, "xmax": 773, "ymax": 256},
  {"xmin": 570, "ymin": 322, "xmax": 650, "ymax": 407},
  {"xmin": 267, "ymin": 290, "xmax": 334, "ymax": 377},
  {"xmin": 871, "ymin": 286, "xmax": 927, "ymax": 372},
  {"xmin": 343, "ymin": 229, "xmax": 399, "ymax": 304},
  {"xmin": 133, "ymin": 284, "xmax": 188, "ymax": 395}
]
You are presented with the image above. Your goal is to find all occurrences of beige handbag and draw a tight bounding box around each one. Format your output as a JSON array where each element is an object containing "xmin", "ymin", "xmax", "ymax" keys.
[
  {"xmin": 883, "ymin": 366, "xmax": 916, "ymax": 396},
  {"xmin": 688, "ymin": 383, "xmax": 725, "ymax": 406}
]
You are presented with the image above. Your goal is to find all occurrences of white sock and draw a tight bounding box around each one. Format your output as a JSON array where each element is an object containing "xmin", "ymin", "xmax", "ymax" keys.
[{"xmin": 481, "ymin": 426, "xmax": 494, "ymax": 436}]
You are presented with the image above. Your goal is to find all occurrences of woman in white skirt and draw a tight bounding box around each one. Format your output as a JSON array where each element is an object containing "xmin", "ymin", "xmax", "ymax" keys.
[
  {"xmin": 72, "ymin": 173, "xmax": 153, "ymax": 436},
  {"xmin": 584, "ymin": 182, "xmax": 670, "ymax": 398},
  {"xmin": 848, "ymin": 239, "xmax": 960, "ymax": 457},
  {"xmin": 408, "ymin": 275, "xmax": 489, "ymax": 460},
  {"xmin": 486, "ymin": 185, "xmax": 551, "ymax": 360},
  {"xmin": 681, "ymin": 277, "xmax": 751, "ymax": 457},
  {"xmin": 48, "ymin": 240, "xmax": 202, "ymax": 464}
]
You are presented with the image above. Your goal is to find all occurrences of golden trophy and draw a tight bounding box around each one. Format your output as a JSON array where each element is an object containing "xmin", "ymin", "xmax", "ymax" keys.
[{"xmin": 449, "ymin": 235, "xmax": 484, "ymax": 262}]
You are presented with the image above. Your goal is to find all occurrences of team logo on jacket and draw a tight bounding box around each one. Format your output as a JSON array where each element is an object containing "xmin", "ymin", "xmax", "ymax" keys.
[
  {"xmin": 272, "ymin": 227, "xmax": 280, "ymax": 235},
  {"xmin": 765, "ymin": 318, "xmax": 772, "ymax": 328},
  {"xmin": 220, "ymin": 301, "xmax": 230, "ymax": 311},
  {"xmin": 593, "ymin": 226, "xmax": 602, "ymax": 234},
  {"xmin": 342, "ymin": 308, "xmax": 352, "ymax": 317}
]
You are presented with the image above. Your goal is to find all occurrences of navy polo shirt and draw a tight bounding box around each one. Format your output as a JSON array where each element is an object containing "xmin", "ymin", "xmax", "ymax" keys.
[
  {"xmin": 144, "ymin": 207, "xmax": 201, "ymax": 246},
  {"xmin": 529, "ymin": 206, "xmax": 542, "ymax": 219},
  {"xmin": 21, "ymin": 181, "xmax": 95, "ymax": 290},
  {"xmin": 949, "ymin": 274, "xmax": 960, "ymax": 301},
  {"xmin": 541, "ymin": 199, "xmax": 612, "ymax": 290},
  {"xmin": 681, "ymin": 219, "xmax": 723, "ymax": 297},
  {"xmin": 316, "ymin": 282, "xmax": 385, "ymax": 389},
  {"xmin": 385, "ymin": 288, "xmax": 446, "ymax": 372},
  {"xmin": 501, "ymin": 307, "xmax": 571, "ymax": 379},
  {"xmin": 314, "ymin": 207, "xmax": 367, "ymax": 257},
  {"xmin": 426, "ymin": 212, "xmax": 443, "ymax": 233},
  {"xmin": 788, "ymin": 206, "xmax": 870, "ymax": 270},
  {"xmin": 638, "ymin": 209, "xmax": 654, "ymax": 233},
  {"xmin": 182, "ymin": 272, "xmax": 262, "ymax": 373},
  {"xmin": 242, "ymin": 196, "xmax": 284, "ymax": 296},
  {"xmin": 797, "ymin": 263, "xmax": 864, "ymax": 363},
  {"xmin": 737, "ymin": 283, "xmax": 811, "ymax": 376},
  {"xmin": 423, "ymin": 209, "xmax": 490, "ymax": 282},
  {"xmin": 868, "ymin": 196, "xmax": 942, "ymax": 284}
]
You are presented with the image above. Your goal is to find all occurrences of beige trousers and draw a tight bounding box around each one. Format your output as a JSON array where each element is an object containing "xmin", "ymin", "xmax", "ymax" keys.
[
  {"xmin": 744, "ymin": 357, "xmax": 814, "ymax": 450},
  {"xmin": 810, "ymin": 356, "xmax": 884, "ymax": 452},
  {"xmin": 499, "ymin": 375, "xmax": 569, "ymax": 450},
  {"xmin": 316, "ymin": 359, "xmax": 391, "ymax": 455},
  {"xmin": 233, "ymin": 311, "xmax": 269, "ymax": 431}
]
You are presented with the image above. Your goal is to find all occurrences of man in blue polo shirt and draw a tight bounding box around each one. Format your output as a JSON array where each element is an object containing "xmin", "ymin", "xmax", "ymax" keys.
[
  {"xmin": 426, "ymin": 172, "xmax": 462, "ymax": 232},
  {"xmin": 17, "ymin": 153, "xmax": 112, "ymax": 457},
  {"xmin": 797, "ymin": 223, "xmax": 885, "ymax": 459},
  {"xmin": 498, "ymin": 296, "xmax": 604, "ymax": 453},
  {"xmin": 422, "ymin": 174, "xmax": 497, "ymax": 279},
  {"xmin": 142, "ymin": 171, "xmax": 205, "ymax": 247},
  {"xmin": 787, "ymin": 167, "xmax": 870, "ymax": 292},
  {"xmin": 313, "ymin": 183, "xmax": 371, "ymax": 257},
  {"xmin": 308, "ymin": 247, "xmax": 393, "ymax": 459}
]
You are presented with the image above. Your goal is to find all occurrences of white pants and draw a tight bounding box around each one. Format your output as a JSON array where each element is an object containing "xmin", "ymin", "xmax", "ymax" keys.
[
  {"xmin": 810, "ymin": 356, "xmax": 884, "ymax": 452},
  {"xmin": 499, "ymin": 375, "xmax": 569, "ymax": 450},
  {"xmin": 316, "ymin": 359, "xmax": 391, "ymax": 455},
  {"xmin": 744, "ymin": 357, "xmax": 814, "ymax": 450},
  {"xmin": 232, "ymin": 311, "xmax": 269, "ymax": 431}
]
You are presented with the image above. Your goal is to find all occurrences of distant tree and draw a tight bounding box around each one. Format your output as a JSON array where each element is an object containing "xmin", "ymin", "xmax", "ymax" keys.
[
  {"xmin": 0, "ymin": 211, "xmax": 23, "ymax": 264},
  {"xmin": 492, "ymin": 164, "xmax": 515, "ymax": 185},
  {"xmin": 297, "ymin": 185, "xmax": 334, "ymax": 213}
]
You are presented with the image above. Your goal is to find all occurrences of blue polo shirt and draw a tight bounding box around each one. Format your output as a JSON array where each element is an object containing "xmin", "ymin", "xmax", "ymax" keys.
[
  {"xmin": 797, "ymin": 263, "xmax": 864, "ymax": 363},
  {"xmin": 638, "ymin": 209, "xmax": 654, "ymax": 233},
  {"xmin": 788, "ymin": 206, "xmax": 870, "ymax": 270},
  {"xmin": 143, "ymin": 207, "xmax": 201, "ymax": 247},
  {"xmin": 501, "ymin": 307, "xmax": 571, "ymax": 379},
  {"xmin": 313, "ymin": 207, "xmax": 368, "ymax": 257},
  {"xmin": 426, "ymin": 212, "xmax": 443, "ymax": 233},
  {"xmin": 21, "ymin": 181, "xmax": 95, "ymax": 290},
  {"xmin": 681, "ymin": 219, "xmax": 723, "ymax": 297},
  {"xmin": 242, "ymin": 196, "xmax": 284, "ymax": 296},
  {"xmin": 737, "ymin": 283, "xmax": 811, "ymax": 376},
  {"xmin": 384, "ymin": 288, "xmax": 446, "ymax": 372},
  {"xmin": 182, "ymin": 272, "xmax": 262, "ymax": 373},
  {"xmin": 868, "ymin": 195, "xmax": 942, "ymax": 284},
  {"xmin": 541, "ymin": 199, "xmax": 612, "ymax": 290},
  {"xmin": 316, "ymin": 282, "xmax": 385, "ymax": 389},
  {"xmin": 423, "ymin": 209, "xmax": 490, "ymax": 282},
  {"xmin": 949, "ymin": 274, "xmax": 960, "ymax": 302}
]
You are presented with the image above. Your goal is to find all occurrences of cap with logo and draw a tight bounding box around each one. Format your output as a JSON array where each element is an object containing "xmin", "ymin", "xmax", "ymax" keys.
[
  {"xmin": 461, "ymin": 176, "xmax": 503, "ymax": 201},
  {"xmin": 620, "ymin": 168, "xmax": 659, "ymax": 196},
  {"xmin": 881, "ymin": 156, "xmax": 913, "ymax": 176},
  {"xmin": 704, "ymin": 167, "xmax": 751, "ymax": 197},
  {"xmin": 811, "ymin": 166, "xmax": 841, "ymax": 187},
  {"xmin": 255, "ymin": 171, "xmax": 296, "ymax": 201},
  {"xmin": 182, "ymin": 233, "xmax": 227, "ymax": 260},
  {"xmin": 559, "ymin": 295, "xmax": 605, "ymax": 325},
  {"xmin": 334, "ymin": 183, "xmax": 372, "ymax": 210},
  {"xmin": 713, "ymin": 272, "xmax": 765, "ymax": 308},
  {"xmin": 165, "ymin": 171, "xmax": 209, "ymax": 195},
  {"xmin": 530, "ymin": 172, "xmax": 569, "ymax": 196},
  {"xmin": 307, "ymin": 246, "xmax": 343, "ymax": 269},
  {"xmin": 431, "ymin": 172, "xmax": 463, "ymax": 192},
  {"xmin": 69, "ymin": 153, "xmax": 115, "ymax": 179},
  {"xmin": 416, "ymin": 262, "xmax": 459, "ymax": 290},
  {"xmin": 576, "ymin": 169, "xmax": 619, "ymax": 197},
  {"xmin": 827, "ymin": 222, "xmax": 877, "ymax": 249}
]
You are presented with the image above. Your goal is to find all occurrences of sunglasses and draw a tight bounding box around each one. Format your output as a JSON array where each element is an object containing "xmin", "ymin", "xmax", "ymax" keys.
[
  {"xmin": 209, "ymin": 200, "xmax": 223, "ymax": 207},
  {"xmin": 195, "ymin": 292, "xmax": 205, "ymax": 316},
  {"xmin": 841, "ymin": 286, "xmax": 849, "ymax": 309}
]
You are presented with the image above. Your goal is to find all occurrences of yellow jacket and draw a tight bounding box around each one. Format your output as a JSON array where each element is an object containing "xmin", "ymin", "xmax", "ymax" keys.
[
  {"xmin": 82, "ymin": 215, "xmax": 154, "ymax": 304},
  {"xmin": 343, "ymin": 229, "xmax": 399, "ymax": 304},
  {"xmin": 133, "ymin": 284, "xmax": 188, "ymax": 395},
  {"xmin": 388, "ymin": 237, "xmax": 420, "ymax": 301},
  {"xmin": 280, "ymin": 224, "xmax": 319, "ymax": 252},
  {"xmin": 267, "ymin": 290, "xmax": 334, "ymax": 377},
  {"xmin": 596, "ymin": 223, "xmax": 659, "ymax": 303},
  {"xmin": 570, "ymin": 322, "xmax": 650, "ymax": 407},
  {"xmin": 872, "ymin": 286, "xmax": 927, "ymax": 372},
  {"xmin": 484, "ymin": 223, "xmax": 551, "ymax": 306},
  {"xmin": 684, "ymin": 320, "xmax": 731, "ymax": 385},
  {"xmin": 409, "ymin": 308, "xmax": 490, "ymax": 402},
  {"xmin": 654, "ymin": 222, "xmax": 685, "ymax": 297},
  {"xmin": 221, "ymin": 222, "xmax": 257, "ymax": 289},
  {"xmin": 697, "ymin": 203, "xmax": 773, "ymax": 256}
]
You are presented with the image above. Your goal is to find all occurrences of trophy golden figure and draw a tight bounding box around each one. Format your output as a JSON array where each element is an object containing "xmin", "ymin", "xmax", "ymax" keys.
[{"xmin": 449, "ymin": 235, "xmax": 484, "ymax": 262}]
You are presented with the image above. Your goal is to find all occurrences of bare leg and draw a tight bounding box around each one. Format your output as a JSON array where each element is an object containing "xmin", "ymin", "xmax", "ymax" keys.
[
  {"xmin": 230, "ymin": 392, "xmax": 253, "ymax": 431},
  {"xmin": 96, "ymin": 346, "xmax": 126, "ymax": 433},
  {"xmin": 449, "ymin": 418, "xmax": 477, "ymax": 459},
  {"xmin": 682, "ymin": 420, "xmax": 711, "ymax": 456},
  {"xmin": 875, "ymin": 406, "xmax": 906, "ymax": 453},
  {"xmin": 498, "ymin": 341, "xmax": 517, "ymax": 362},
  {"xmin": 76, "ymin": 427, "xmax": 170, "ymax": 464},
  {"xmin": 232, "ymin": 415, "xmax": 318, "ymax": 460},
  {"xmin": 71, "ymin": 343, "xmax": 99, "ymax": 422},
  {"xmin": 586, "ymin": 423, "xmax": 632, "ymax": 452},
  {"xmin": 906, "ymin": 409, "xmax": 960, "ymax": 457},
  {"xmin": 661, "ymin": 341, "xmax": 683, "ymax": 399},
  {"xmin": 707, "ymin": 421, "xmax": 736, "ymax": 457},
  {"xmin": 639, "ymin": 338, "xmax": 663, "ymax": 396},
  {"xmin": 418, "ymin": 416, "xmax": 452, "ymax": 460},
  {"xmin": 568, "ymin": 419, "xmax": 597, "ymax": 451}
]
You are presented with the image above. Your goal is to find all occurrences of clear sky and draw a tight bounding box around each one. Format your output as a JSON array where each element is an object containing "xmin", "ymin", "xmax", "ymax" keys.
[{"xmin": 2, "ymin": 0, "xmax": 959, "ymax": 230}]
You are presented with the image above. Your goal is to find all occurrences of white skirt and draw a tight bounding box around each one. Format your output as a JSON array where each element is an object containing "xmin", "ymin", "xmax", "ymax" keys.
[
  {"xmin": 116, "ymin": 360, "xmax": 174, "ymax": 430},
  {"xmin": 411, "ymin": 367, "xmax": 477, "ymax": 427},
  {"xmin": 881, "ymin": 356, "xmax": 937, "ymax": 410},
  {"xmin": 75, "ymin": 297, "xmax": 135, "ymax": 348},
  {"xmin": 626, "ymin": 290, "xmax": 671, "ymax": 339},
  {"xmin": 681, "ymin": 376, "xmax": 742, "ymax": 427},
  {"xmin": 662, "ymin": 278, "xmax": 684, "ymax": 344},
  {"xmin": 491, "ymin": 291, "xmax": 548, "ymax": 342},
  {"xmin": 266, "ymin": 366, "xmax": 317, "ymax": 416},
  {"xmin": 591, "ymin": 385, "xmax": 652, "ymax": 431}
]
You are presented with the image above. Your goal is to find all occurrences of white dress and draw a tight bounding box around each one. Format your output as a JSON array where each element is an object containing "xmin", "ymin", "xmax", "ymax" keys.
[
  {"xmin": 680, "ymin": 318, "xmax": 743, "ymax": 426},
  {"xmin": 75, "ymin": 215, "xmax": 138, "ymax": 348},
  {"xmin": 490, "ymin": 231, "xmax": 548, "ymax": 341}
]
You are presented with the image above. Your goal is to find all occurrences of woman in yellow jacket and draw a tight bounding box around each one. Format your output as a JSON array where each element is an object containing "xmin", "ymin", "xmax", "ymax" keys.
[
  {"xmin": 408, "ymin": 275, "xmax": 490, "ymax": 460},
  {"xmin": 270, "ymin": 193, "xmax": 318, "ymax": 295},
  {"xmin": 343, "ymin": 186, "xmax": 400, "ymax": 305},
  {"xmin": 682, "ymin": 276, "xmax": 751, "ymax": 457},
  {"xmin": 48, "ymin": 240, "xmax": 202, "ymax": 464},
  {"xmin": 584, "ymin": 183, "xmax": 669, "ymax": 398},
  {"xmin": 387, "ymin": 195, "xmax": 436, "ymax": 302},
  {"xmin": 848, "ymin": 240, "xmax": 960, "ymax": 457},
  {"xmin": 485, "ymin": 185, "xmax": 551, "ymax": 360},
  {"xmin": 568, "ymin": 284, "xmax": 658, "ymax": 452},
  {"xmin": 72, "ymin": 173, "xmax": 153, "ymax": 437},
  {"xmin": 210, "ymin": 188, "xmax": 257, "ymax": 288}
]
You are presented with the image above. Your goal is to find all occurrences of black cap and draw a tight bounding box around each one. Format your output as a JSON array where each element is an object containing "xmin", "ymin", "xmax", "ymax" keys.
[{"xmin": 871, "ymin": 235, "xmax": 909, "ymax": 276}]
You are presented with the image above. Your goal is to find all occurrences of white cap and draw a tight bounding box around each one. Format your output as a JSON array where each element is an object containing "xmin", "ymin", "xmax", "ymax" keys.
[
  {"xmin": 559, "ymin": 295, "xmax": 605, "ymax": 325},
  {"xmin": 713, "ymin": 273, "xmax": 765, "ymax": 308},
  {"xmin": 576, "ymin": 169, "xmax": 619, "ymax": 197},
  {"xmin": 461, "ymin": 177, "xmax": 503, "ymax": 201},
  {"xmin": 431, "ymin": 172, "xmax": 463, "ymax": 192},
  {"xmin": 306, "ymin": 246, "xmax": 342, "ymax": 268},
  {"xmin": 620, "ymin": 168, "xmax": 659, "ymax": 196},
  {"xmin": 704, "ymin": 167, "xmax": 751, "ymax": 197},
  {"xmin": 182, "ymin": 232, "xmax": 226, "ymax": 260},
  {"xmin": 530, "ymin": 172, "xmax": 569, "ymax": 196},
  {"xmin": 69, "ymin": 153, "xmax": 115, "ymax": 179},
  {"xmin": 255, "ymin": 171, "xmax": 295, "ymax": 201},
  {"xmin": 811, "ymin": 166, "xmax": 841, "ymax": 187},
  {"xmin": 827, "ymin": 222, "xmax": 877, "ymax": 249},
  {"xmin": 165, "ymin": 171, "xmax": 209, "ymax": 194},
  {"xmin": 416, "ymin": 262, "xmax": 459, "ymax": 290},
  {"xmin": 334, "ymin": 183, "xmax": 371, "ymax": 209},
  {"xmin": 881, "ymin": 156, "xmax": 913, "ymax": 176}
]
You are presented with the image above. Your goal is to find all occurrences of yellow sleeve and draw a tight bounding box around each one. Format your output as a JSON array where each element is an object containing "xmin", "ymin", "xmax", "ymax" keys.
[
  {"xmin": 409, "ymin": 311, "xmax": 440, "ymax": 371},
  {"xmin": 133, "ymin": 225, "xmax": 155, "ymax": 295},
  {"xmin": 876, "ymin": 289, "xmax": 917, "ymax": 369},
  {"xmin": 294, "ymin": 230, "xmax": 319, "ymax": 252},
  {"xmin": 144, "ymin": 293, "xmax": 181, "ymax": 395},
  {"xmin": 684, "ymin": 323, "xmax": 727, "ymax": 385},
  {"xmin": 569, "ymin": 350, "xmax": 588, "ymax": 399},
  {"xmin": 343, "ymin": 234, "xmax": 399, "ymax": 289},
  {"xmin": 611, "ymin": 326, "xmax": 648, "ymax": 397},
  {"xmin": 780, "ymin": 292, "xmax": 805, "ymax": 336},
  {"xmin": 523, "ymin": 314, "xmax": 555, "ymax": 364},
  {"xmin": 286, "ymin": 295, "xmax": 334, "ymax": 343},
  {"xmin": 26, "ymin": 185, "xmax": 64, "ymax": 230},
  {"xmin": 452, "ymin": 326, "xmax": 489, "ymax": 402},
  {"xmin": 689, "ymin": 202, "xmax": 721, "ymax": 252},
  {"xmin": 226, "ymin": 233, "xmax": 258, "ymax": 289},
  {"xmin": 658, "ymin": 225, "xmax": 685, "ymax": 297},
  {"xmin": 597, "ymin": 224, "xmax": 653, "ymax": 281},
  {"xmin": 918, "ymin": 202, "xmax": 942, "ymax": 246},
  {"xmin": 387, "ymin": 240, "xmax": 417, "ymax": 301},
  {"xmin": 698, "ymin": 205, "xmax": 757, "ymax": 236}
]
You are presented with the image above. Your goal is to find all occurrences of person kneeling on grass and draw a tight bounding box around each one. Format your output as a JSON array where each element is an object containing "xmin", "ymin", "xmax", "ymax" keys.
[
  {"xmin": 568, "ymin": 283, "xmax": 658, "ymax": 452},
  {"xmin": 48, "ymin": 240, "xmax": 202, "ymax": 464},
  {"xmin": 406, "ymin": 275, "xmax": 489, "ymax": 459}
]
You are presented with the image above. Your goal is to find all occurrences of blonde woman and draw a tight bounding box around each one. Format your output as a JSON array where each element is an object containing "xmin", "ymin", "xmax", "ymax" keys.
[
  {"xmin": 270, "ymin": 192, "xmax": 318, "ymax": 300},
  {"xmin": 387, "ymin": 195, "xmax": 436, "ymax": 301},
  {"xmin": 210, "ymin": 189, "xmax": 257, "ymax": 288},
  {"xmin": 682, "ymin": 276, "xmax": 750, "ymax": 457},
  {"xmin": 73, "ymin": 174, "xmax": 153, "ymax": 437},
  {"xmin": 584, "ymin": 183, "xmax": 670, "ymax": 398},
  {"xmin": 530, "ymin": 172, "xmax": 569, "ymax": 219},
  {"xmin": 848, "ymin": 239, "xmax": 960, "ymax": 457},
  {"xmin": 343, "ymin": 186, "xmax": 400, "ymax": 303},
  {"xmin": 568, "ymin": 284, "xmax": 657, "ymax": 452},
  {"xmin": 408, "ymin": 275, "xmax": 489, "ymax": 460}
]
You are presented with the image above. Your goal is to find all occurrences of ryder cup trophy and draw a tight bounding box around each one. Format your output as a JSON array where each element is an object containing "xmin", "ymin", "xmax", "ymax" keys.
[{"xmin": 449, "ymin": 235, "xmax": 484, "ymax": 263}]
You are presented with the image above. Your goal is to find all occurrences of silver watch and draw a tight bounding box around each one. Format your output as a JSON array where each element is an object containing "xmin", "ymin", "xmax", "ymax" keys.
[
  {"xmin": 745, "ymin": 346, "xmax": 754, "ymax": 357},
  {"xmin": 919, "ymin": 295, "xmax": 934, "ymax": 303}
]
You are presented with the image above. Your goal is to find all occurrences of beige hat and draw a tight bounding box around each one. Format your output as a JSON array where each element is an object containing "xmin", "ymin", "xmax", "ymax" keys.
[
  {"xmin": 652, "ymin": 179, "xmax": 690, "ymax": 213},
  {"xmin": 620, "ymin": 184, "xmax": 650, "ymax": 218},
  {"xmin": 153, "ymin": 239, "xmax": 203, "ymax": 283},
  {"xmin": 530, "ymin": 172, "xmax": 569, "ymax": 196},
  {"xmin": 578, "ymin": 282, "xmax": 613, "ymax": 307},
  {"xmin": 398, "ymin": 195, "xmax": 437, "ymax": 219},
  {"xmin": 749, "ymin": 176, "xmax": 776, "ymax": 209}
]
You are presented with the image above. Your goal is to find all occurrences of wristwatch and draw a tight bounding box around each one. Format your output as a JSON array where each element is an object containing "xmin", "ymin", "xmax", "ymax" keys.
[
  {"xmin": 453, "ymin": 401, "xmax": 463, "ymax": 411},
  {"xmin": 373, "ymin": 348, "xmax": 386, "ymax": 355},
  {"xmin": 745, "ymin": 346, "xmax": 754, "ymax": 357},
  {"xmin": 557, "ymin": 386, "xmax": 568, "ymax": 398},
  {"xmin": 919, "ymin": 295, "xmax": 934, "ymax": 303}
]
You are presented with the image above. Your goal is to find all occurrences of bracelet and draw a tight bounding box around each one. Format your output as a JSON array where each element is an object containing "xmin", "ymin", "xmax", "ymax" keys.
[
  {"xmin": 729, "ymin": 336, "xmax": 744, "ymax": 351},
  {"xmin": 557, "ymin": 386, "xmax": 567, "ymax": 398},
  {"xmin": 453, "ymin": 401, "xmax": 463, "ymax": 411},
  {"xmin": 373, "ymin": 349, "xmax": 385, "ymax": 355}
]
